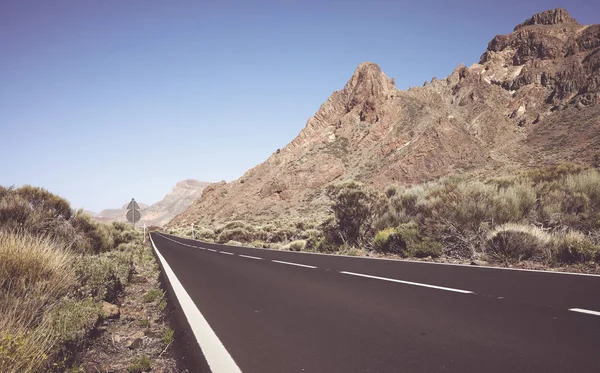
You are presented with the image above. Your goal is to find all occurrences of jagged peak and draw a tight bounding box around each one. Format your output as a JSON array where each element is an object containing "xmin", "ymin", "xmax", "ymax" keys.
[
  {"xmin": 514, "ymin": 8, "xmax": 578, "ymax": 31},
  {"xmin": 342, "ymin": 61, "xmax": 395, "ymax": 96}
]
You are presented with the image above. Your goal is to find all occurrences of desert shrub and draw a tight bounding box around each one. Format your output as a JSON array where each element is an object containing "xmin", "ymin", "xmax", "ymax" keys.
[
  {"xmin": 128, "ymin": 355, "xmax": 152, "ymax": 373},
  {"xmin": 409, "ymin": 239, "xmax": 443, "ymax": 258},
  {"xmin": 372, "ymin": 222, "xmax": 420, "ymax": 256},
  {"xmin": 553, "ymin": 231, "xmax": 600, "ymax": 264},
  {"xmin": 287, "ymin": 240, "xmax": 306, "ymax": 251},
  {"xmin": 15, "ymin": 185, "xmax": 72, "ymax": 221},
  {"xmin": 523, "ymin": 163, "xmax": 587, "ymax": 184},
  {"xmin": 316, "ymin": 237, "xmax": 339, "ymax": 253},
  {"xmin": 76, "ymin": 251, "xmax": 133, "ymax": 302},
  {"xmin": 325, "ymin": 181, "xmax": 382, "ymax": 245},
  {"xmin": 70, "ymin": 211, "xmax": 114, "ymax": 254},
  {"xmin": 0, "ymin": 231, "xmax": 76, "ymax": 310},
  {"xmin": 485, "ymin": 224, "xmax": 552, "ymax": 263},
  {"xmin": 197, "ymin": 228, "xmax": 216, "ymax": 241},
  {"xmin": 226, "ymin": 240, "xmax": 243, "ymax": 246},
  {"xmin": 45, "ymin": 298, "xmax": 101, "ymax": 343},
  {"xmin": 143, "ymin": 289, "xmax": 164, "ymax": 303},
  {"xmin": 217, "ymin": 227, "xmax": 253, "ymax": 244},
  {"xmin": 0, "ymin": 192, "xmax": 31, "ymax": 230}
]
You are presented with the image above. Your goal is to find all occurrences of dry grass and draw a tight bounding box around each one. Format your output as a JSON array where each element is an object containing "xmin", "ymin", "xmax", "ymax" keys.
[
  {"xmin": 0, "ymin": 231, "xmax": 77, "ymax": 373},
  {"xmin": 0, "ymin": 185, "xmax": 143, "ymax": 372}
]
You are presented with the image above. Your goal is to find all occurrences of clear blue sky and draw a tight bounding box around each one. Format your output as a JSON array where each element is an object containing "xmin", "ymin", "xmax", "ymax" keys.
[{"xmin": 1, "ymin": 0, "xmax": 598, "ymax": 212}]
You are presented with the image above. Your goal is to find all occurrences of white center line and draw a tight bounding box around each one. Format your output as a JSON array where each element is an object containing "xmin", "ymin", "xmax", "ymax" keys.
[
  {"xmin": 207, "ymin": 249, "xmax": 217, "ymax": 252},
  {"xmin": 220, "ymin": 251, "xmax": 234, "ymax": 255},
  {"xmin": 569, "ymin": 308, "xmax": 600, "ymax": 317},
  {"xmin": 239, "ymin": 255, "xmax": 262, "ymax": 260},
  {"xmin": 340, "ymin": 271, "xmax": 474, "ymax": 294},
  {"xmin": 272, "ymin": 260, "xmax": 317, "ymax": 269}
]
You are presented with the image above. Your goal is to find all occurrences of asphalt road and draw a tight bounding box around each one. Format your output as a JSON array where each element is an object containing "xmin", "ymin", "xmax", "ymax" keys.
[{"xmin": 150, "ymin": 232, "xmax": 600, "ymax": 373}]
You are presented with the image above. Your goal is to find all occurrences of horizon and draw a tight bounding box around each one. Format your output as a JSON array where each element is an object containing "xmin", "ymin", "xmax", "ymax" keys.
[{"xmin": 2, "ymin": 1, "xmax": 599, "ymax": 212}]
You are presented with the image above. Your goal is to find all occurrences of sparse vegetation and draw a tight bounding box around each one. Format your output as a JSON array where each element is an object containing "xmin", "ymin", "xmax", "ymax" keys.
[
  {"xmin": 164, "ymin": 164, "xmax": 599, "ymax": 272},
  {"xmin": 128, "ymin": 355, "xmax": 152, "ymax": 373},
  {"xmin": 0, "ymin": 185, "xmax": 150, "ymax": 372}
]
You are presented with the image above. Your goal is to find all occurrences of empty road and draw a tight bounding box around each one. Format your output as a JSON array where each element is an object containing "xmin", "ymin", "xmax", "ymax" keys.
[{"xmin": 150, "ymin": 232, "xmax": 600, "ymax": 373}]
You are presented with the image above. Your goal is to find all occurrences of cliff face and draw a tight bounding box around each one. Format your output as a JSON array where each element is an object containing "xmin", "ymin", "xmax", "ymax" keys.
[{"xmin": 170, "ymin": 8, "xmax": 600, "ymax": 227}]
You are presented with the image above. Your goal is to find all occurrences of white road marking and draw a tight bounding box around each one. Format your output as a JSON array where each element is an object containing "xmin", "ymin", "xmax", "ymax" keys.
[
  {"xmin": 272, "ymin": 260, "xmax": 317, "ymax": 269},
  {"xmin": 207, "ymin": 249, "xmax": 217, "ymax": 252},
  {"xmin": 149, "ymin": 235, "xmax": 242, "ymax": 373},
  {"xmin": 220, "ymin": 251, "xmax": 234, "ymax": 255},
  {"xmin": 239, "ymin": 255, "xmax": 262, "ymax": 260},
  {"xmin": 569, "ymin": 308, "xmax": 600, "ymax": 317},
  {"xmin": 340, "ymin": 271, "xmax": 474, "ymax": 294},
  {"xmin": 158, "ymin": 233, "xmax": 600, "ymax": 278}
]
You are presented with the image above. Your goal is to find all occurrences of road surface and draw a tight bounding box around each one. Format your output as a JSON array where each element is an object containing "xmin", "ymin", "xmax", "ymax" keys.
[{"xmin": 150, "ymin": 232, "xmax": 600, "ymax": 373}]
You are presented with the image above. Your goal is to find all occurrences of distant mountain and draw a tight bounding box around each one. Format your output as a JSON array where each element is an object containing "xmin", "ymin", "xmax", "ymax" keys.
[
  {"xmin": 170, "ymin": 8, "xmax": 600, "ymax": 227},
  {"xmin": 95, "ymin": 179, "xmax": 211, "ymax": 226}
]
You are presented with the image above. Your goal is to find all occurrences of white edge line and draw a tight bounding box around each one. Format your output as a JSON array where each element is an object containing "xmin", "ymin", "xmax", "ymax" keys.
[
  {"xmin": 207, "ymin": 249, "xmax": 217, "ymax": 252},
  {"xmin": 569, "ymin": 308, "xmax": 600, "ymax": 316},
  {"xmin": 149, "ymin": 234, "xmax": 242, "ymax": 373},
  {"xmin": 340, "ymin": 271, "xmax": 474, "ymax": 294},
  {"xmin": 220, "ymin": 251, "xmax": 234, "ymax": 255},
  {"xmin": 239, "ymin": 254, "xmax": 262, "ymax": 260},
  {"xmin": 157, "ymin": 233, "xmax": 600, "ymax": 278},
  {"xmin": 272, "ymin": 260, "xmax": 317, "ymax": 269}
]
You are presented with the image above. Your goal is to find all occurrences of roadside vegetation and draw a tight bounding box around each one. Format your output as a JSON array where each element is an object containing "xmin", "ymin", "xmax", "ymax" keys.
[
  {"xmin": 172, "ymin": 164, "xmax": 600, "ymax": 271},
  {"xmin": 0, "ymin": 185, "xmax": 177, "ymax": 372}
]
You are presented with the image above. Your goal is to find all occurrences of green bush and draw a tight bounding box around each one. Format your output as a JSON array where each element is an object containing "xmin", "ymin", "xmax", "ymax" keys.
[
  {"xmin": 325, "ymin": 181, "xmax": 382, "ymax": 245},
  {"xmin": 128, "ymin": 356, "xmax": 151, "ymax": 373},
  {"xmin": 409, "ymin": 239, "xmax": 443, "ymax": 258}
]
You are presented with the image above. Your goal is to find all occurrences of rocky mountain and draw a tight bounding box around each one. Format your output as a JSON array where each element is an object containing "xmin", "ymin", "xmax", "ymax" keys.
[
  {"xmin": 95, "ymin": 179, "xmax": 210, "ymax": 227},
  {"xmin": 169, "ymin": 8, "xmax": 600, "ymax": 227}
]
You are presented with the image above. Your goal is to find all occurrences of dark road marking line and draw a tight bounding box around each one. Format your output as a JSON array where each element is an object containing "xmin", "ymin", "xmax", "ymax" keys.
[
  {"xmin": 569, "ymin": 308, "xmax": 600, "ymax": 317},
  {"xmin": 340, "ymin": 271, "xmax": 474, "ymax": 294},
  {"xmin": 272, "ymin": 260, "xmax": 317, "ymax": 269},
  {"xmin": 239, "ymin": 255, "xmax": 262, "ymax": 260},
  {"xmin": 149, "ymin": 236, "xmax": 242, "ymax": 373},
  {"xmin": 220, "ymin": 251, "xmax": 234, "ymax": 255}
]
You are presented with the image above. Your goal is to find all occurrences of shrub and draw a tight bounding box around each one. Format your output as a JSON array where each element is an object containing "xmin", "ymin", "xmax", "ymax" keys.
[
  {"xmin": 0, "ymin": 231, "xmax": 75, "ymax": 302},
  {"xmin": 128, "ymin": 356, "xmax": 152, "ymax": 373},
  {"xmin": 143, "ymin": 289, "xmax": 164, "ymax": 303},
  {"xmin": 76, "ymin": 251, "xmax": 133, "ymax": 302},
  {"xmin": 316, "ymin": 238, "xmax": 339, "ymax": 253},
  {"xmin": 325, "ymin": 181, "xmax": 382, "ymax": 245},
  {"xmin": 162, "ymin": 327, "xmax": 174, "ymax": 345},
  {"xmin": 553, "ymin": 231, "xmax": 600, "ymax": 264},
  {"xmin": 217, "ymin": 227, "xmax": 253, "ymax": 244},
  {"xmin": 15, "ymin": 185, "xmax": 72, "ymax": 220},
  {"xmin": 485, "ymin": 224, "xmax": 552, "ymax": 263},
  {"xmin": 372, "ymin": 222, "xmax": 419, "ymax": 256},
  {"xmin": 70, "ymin": 211, "xmax": 115, "ymax": 254},
  {"xmin": 409, "ymin": 239, "xmax": 443, "ymax": 258},
  {"xmin": 287, "ymin": 240, "xmax": 306, "ymax": 251}
]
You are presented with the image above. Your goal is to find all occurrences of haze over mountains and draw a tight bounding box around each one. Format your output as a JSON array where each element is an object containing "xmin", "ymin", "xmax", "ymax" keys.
[
  {"xmin": 95, "ymin": 179, "xmax": 210, "ymax": 227},
  {"xmin": 168, "ymin": 8, "xmax": 600, "ymax": 228}
]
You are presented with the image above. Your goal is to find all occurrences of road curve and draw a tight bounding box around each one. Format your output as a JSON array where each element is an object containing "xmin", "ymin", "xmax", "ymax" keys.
[{"xmin": 150, "ymin": 232, "xmax": 600, "ymax": 373}]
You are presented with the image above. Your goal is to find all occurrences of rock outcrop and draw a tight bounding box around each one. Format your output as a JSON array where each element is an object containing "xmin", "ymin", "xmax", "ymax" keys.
[{"xmin": 169, "ymin": 8, "xmax": 600, "ymax": 227}]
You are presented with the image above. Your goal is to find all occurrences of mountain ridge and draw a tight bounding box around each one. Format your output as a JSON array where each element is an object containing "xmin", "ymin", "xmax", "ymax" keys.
[
  {"xmin": 169, "ymin": 8, "xmax": 600, "ymax": 228},
  {"xmin": 96, "ymin": 179, "xmax": 211, "ymax": 226}
]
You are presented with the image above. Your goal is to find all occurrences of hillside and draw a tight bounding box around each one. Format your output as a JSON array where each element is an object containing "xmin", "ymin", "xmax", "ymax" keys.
[
  {"xmin": 170, "ymin": 8, "xmax": 600, "ymax": 227},
  {"xmin": 96, "ymin": 179, "xmax": 210, "ymax": 226}
]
